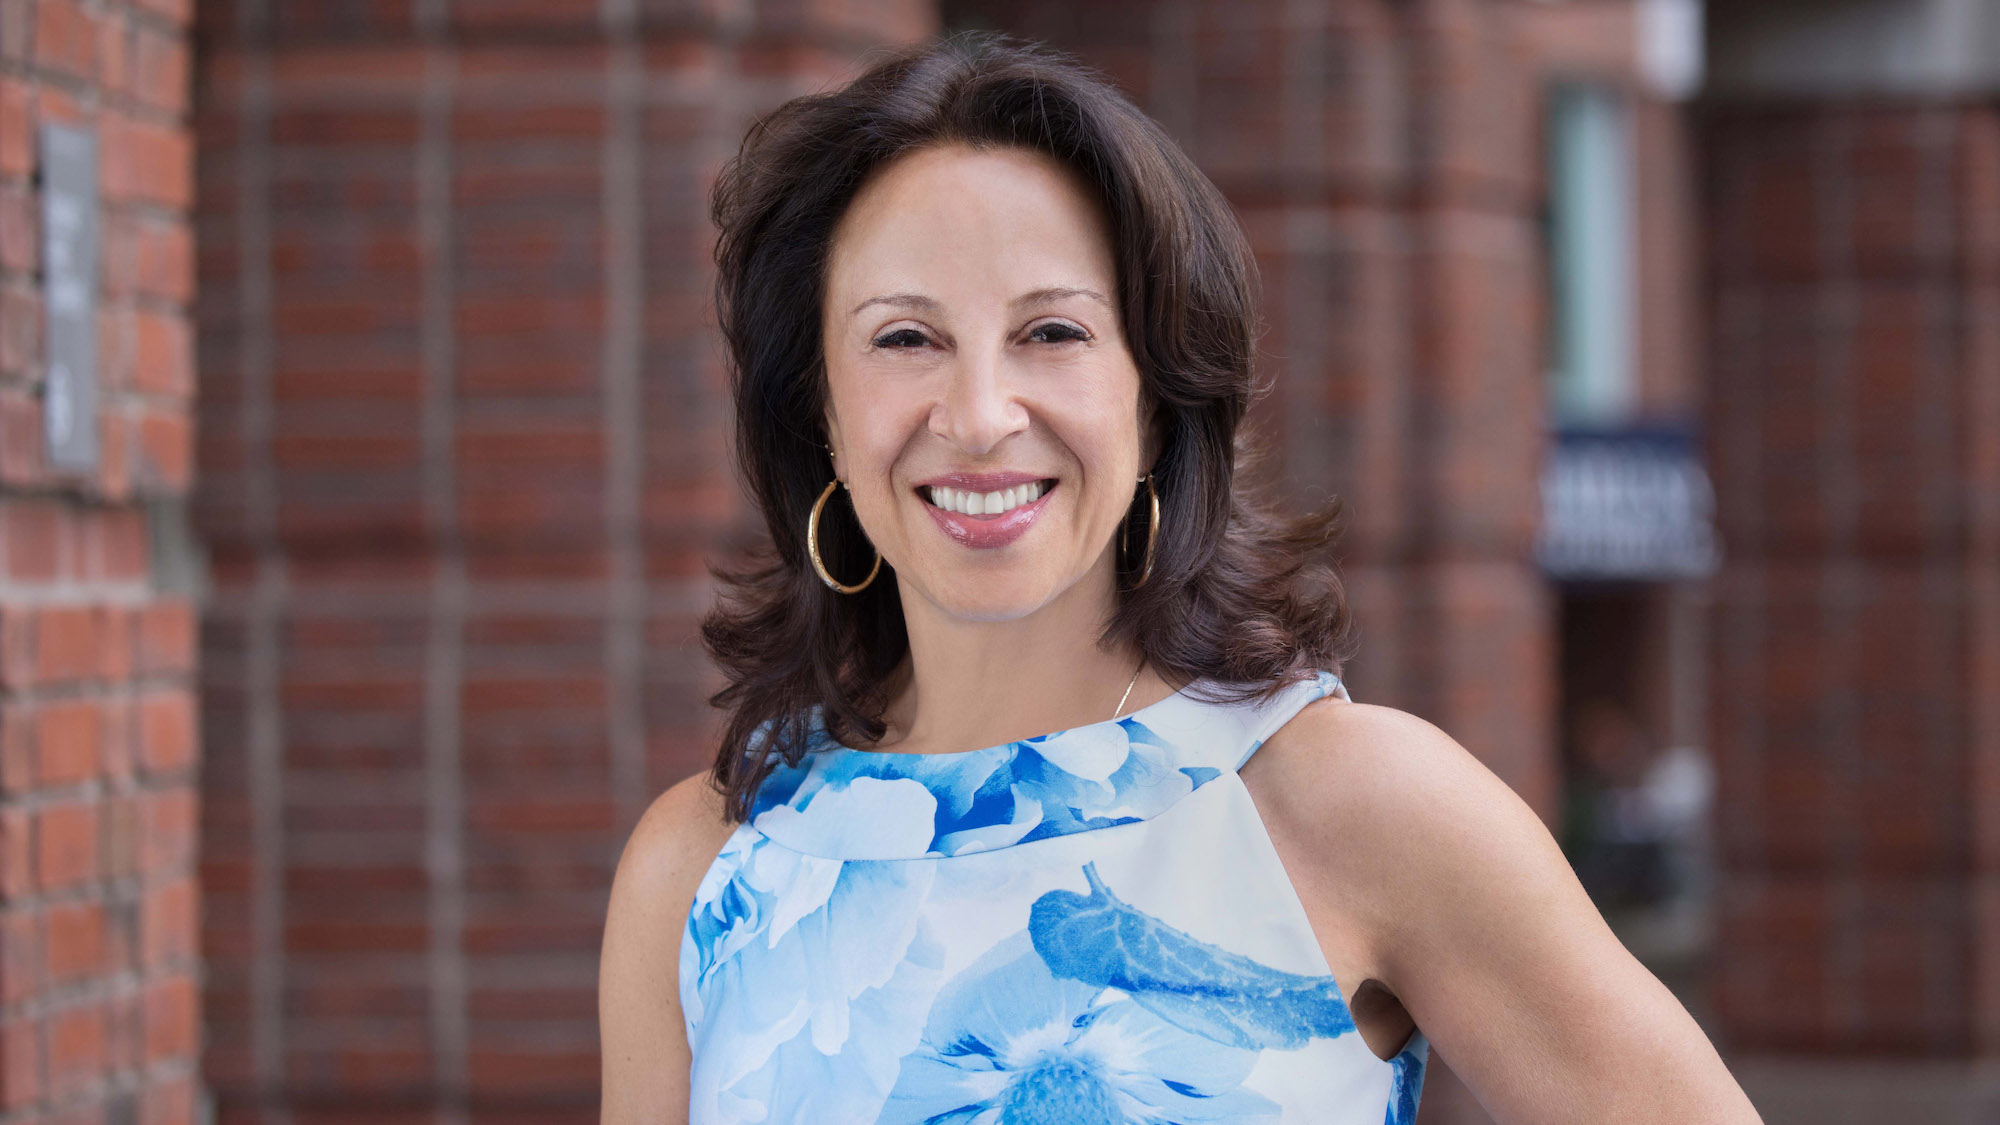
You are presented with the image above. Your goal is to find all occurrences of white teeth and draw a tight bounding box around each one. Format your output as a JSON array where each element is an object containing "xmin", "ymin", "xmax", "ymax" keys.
[{"xmin": 926, "ymin": 481, "xmax": 1048, "ymax": 516}]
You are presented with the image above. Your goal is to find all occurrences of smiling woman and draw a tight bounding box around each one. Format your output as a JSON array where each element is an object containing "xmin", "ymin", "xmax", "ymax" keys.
[{"xmin": 598, "ymin": 30, "xmax": 1765, "ymax": 1125}]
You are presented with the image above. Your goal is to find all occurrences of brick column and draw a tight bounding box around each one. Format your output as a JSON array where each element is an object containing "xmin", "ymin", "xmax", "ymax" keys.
[
  {"xmin": 0, "ymin": 0, "xmax": 202, "ymax": 1121},
  {"xmin": 191, "ymin": 1, "xmax": 934, "ymax": 1119},
  {"xmin": 1703, "ymin": 100, "xmax": 2000, "ymax": 1114}
]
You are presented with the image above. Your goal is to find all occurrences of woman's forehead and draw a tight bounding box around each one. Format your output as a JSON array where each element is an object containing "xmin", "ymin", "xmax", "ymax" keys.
[{"xmin": 825, "ymin": 144, "xmax": 1117, "ymax": 313}]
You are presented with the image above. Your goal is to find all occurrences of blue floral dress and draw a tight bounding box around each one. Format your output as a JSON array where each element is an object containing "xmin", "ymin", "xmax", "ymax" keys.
[{"xmin": 679, "ymin": 670, "xmax": 1429, "ymax": 1124}]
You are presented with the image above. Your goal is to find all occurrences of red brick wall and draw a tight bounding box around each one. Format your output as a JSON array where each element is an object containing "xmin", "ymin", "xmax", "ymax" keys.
[
  {"xmin": 0, "ymin": 0, "xmax": 200, "ymax": 1121},
  {"xmin": 1703, "ymin": 100, "xmax": 2000, "ymax": 1061},
  {"xmin": 190, "ymin": 2, "xmax": 934, "ymax": 1119}
]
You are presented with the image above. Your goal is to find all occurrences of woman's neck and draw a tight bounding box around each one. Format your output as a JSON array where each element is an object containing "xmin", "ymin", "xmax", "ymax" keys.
[{"xmin": 864, "ymin": 567, "xmax": 1166, "ymax": 755}]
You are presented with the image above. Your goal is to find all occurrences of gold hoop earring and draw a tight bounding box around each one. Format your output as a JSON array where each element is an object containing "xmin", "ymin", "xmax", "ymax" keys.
[
  {"xmin": 808, "ymin": 479, "xmax": 881, "ymax": 594},
  {"xmin": 1123, "ymin": 473, "xmax": 1159, "ymax": 588}
]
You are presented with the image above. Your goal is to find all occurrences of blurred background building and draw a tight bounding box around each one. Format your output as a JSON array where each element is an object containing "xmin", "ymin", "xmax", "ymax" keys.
[{"xmin": 0, "ymin": 0, "xmax": 1994, "ymax": 1121}]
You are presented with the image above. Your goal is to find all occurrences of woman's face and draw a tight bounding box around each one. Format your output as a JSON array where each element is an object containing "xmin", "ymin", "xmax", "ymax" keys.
[{"xmin": 821, "ymin": 143, "xmax": 1148, "ymax": 624}]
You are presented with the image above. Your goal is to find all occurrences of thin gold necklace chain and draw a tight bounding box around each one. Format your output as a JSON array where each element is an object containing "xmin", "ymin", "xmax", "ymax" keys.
[{"xmin": 1111, "ymin": 658, "xmax": 1144, "ymax": 721}]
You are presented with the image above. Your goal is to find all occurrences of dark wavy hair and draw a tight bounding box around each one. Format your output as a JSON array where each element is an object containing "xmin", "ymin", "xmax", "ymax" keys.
[{"xmin": 700, "ymin": 31, "xmax": 1359, "ymax": 820}]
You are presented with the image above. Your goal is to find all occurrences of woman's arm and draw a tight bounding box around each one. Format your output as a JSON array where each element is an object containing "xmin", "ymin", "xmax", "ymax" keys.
[
  {"xmin": 1250, "ymin": 700, "xmax": 1763, "ymax": 1125},
  {"xmin": 599, "ymin": 772, "xmax": 737, "ymax": 1125}
]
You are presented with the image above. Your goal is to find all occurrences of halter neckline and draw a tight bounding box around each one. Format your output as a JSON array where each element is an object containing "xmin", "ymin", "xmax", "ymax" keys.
[{"xmin": 746, "ymin": 671, "xmax": 1345, "ymax": 861}]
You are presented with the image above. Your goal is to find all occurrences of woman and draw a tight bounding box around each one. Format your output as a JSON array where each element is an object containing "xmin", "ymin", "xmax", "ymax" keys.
[{"xmin": 600, "ymin": 32, "xmax": 1762, "ymax": 1125}]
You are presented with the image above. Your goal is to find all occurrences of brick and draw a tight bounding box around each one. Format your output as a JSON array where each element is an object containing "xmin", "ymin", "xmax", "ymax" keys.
[
  {"xmin": 0, "ymin": 285, "xmax": 41, "ymax": 380},
  {"xmin": 32, "ymin": 82, "xmax": 89, "ymax": 133},
  {"xmin": 98, "ymin": 302, "xmax": 139, "ymax": 394},
  {"xmin": 139, "ymin": 787, "xmax": 193, "ymax": 874},
  {"xmin": 96, "ymin": 606, "xmax": 132, "ymax": 682},
  {"xmin": 0, "ymin": 182, "xmax": 35, "ymax": 274},
  {"xmin": 139, "ymin": 1073, "xmax": 195, "ymax": 1125},
  {"xmin": 131, "ymin": 27, "xmax": 191, "ymax": 116},
  {"xmin": 35, "ymin": 605, "xmax": 101, "ymax": 685},
  {"xmin": 143, "ymin": 973, "xmax": 196, "ymax": 1062},
  {"xmin": 132, "ymin": 0, "xmax": 193, "ymax": 28},
  {"xmin": 46, "ymin": 901, "xmax": 104, "ymax": 984},
  {"xmin": 0, "ymin": 1016, "xmax": 40, "ymax": 1111},
  {"xmin": 0, "ymin": 911, "xmax": 38, "ymax": 1005},
  {"xmin": 133, "ymin": 308, "xmax": 193, "ymax": 396},
  {"xmin": 272, "ymin": 430, "xmax": 420, "ymax": 472},
  {"xmin": 37, "ymin": 698, "xmax": 103, "ymax": 787},
  {"xmin": 107, "ymin": 895, "xmax": 139, "ymax": 975},
  {"xmin": 135, "ymin": 600, "xmax": 193, "ymax": 676},
  {"xmin": 0, "ymin": 808, "xmax": 28, "ymax": 897},
  {"xmin": 101, "ymin": 793, "xmax": 138, "ymax": 881},
  {"xmin": 101, "ymin": 113, "xmax": 193, "ymax": 210},
  {"xmin": 37, "ymin": 801, "xmax": 99, "ymax": 890},
  {"xmin": 94, "ymin": 504, "xmax": 150, "ymax": 582},
  {"xmin": 99, "ymin": 214, "xmax": 137, "ymax": 300},
  {"xmin": 135, "ymin": 220, "xmax": 194, "ymax": 304},
  {"xmin": 104, "ymin": 978, "xmax": 141, "ymax": 1073},
  {"xmin": 0, "ymin": 389, "xmax": 43, "ymax": 488},
  {"xmin": 136, "ymin": 405, "xmax": 191, "ymax": 491},
  {"xmin": 468, "ymin": 796, "xmax": 614, "ymax": 833},
  {"xmin": 0, "ymin": 78, "xmax": 30, "ymax": 178},
  {"xmin": 0, "ymin": 704, "xmax": 28, "ymax": 795},
  {"xmin": 47, "ymin": 1001, "xmax": 106, "ymax": 1099},
  {"xmin": 98, "ymin": 9, "xmax": 131, "ymax": 97},
  {"xmin": 97, "ymin": 302, "xmax": 134, "ymax": 392},
  {"xmin": 140, "ymin": 875, "xmax": 193, "ymax": 967},
  {"xmin": 96, "ymin": 404, "xmax": 132, "ymax": 501},
  {"xmin": 35, "ymin": 0, "xmax": 99, "ymax": 82},
  {"xmin": 4, "ymin": 497, "xmax": 64, "ymax": 582},
  {"xmin": 285, "ymin": 919, "xmax": 427, "ymax": 955},
  {"xmin": 466, "ymin": 1047, "xmax": 600, "ymax": 1097},
  {"xmin": 100, "ymin": 695, "xmax": 133, "ymax": 782},
  {"xmin": 137, "ymin": 690, "xmax": 194, "ymax": 775},
  {"xmin": 0, "ymin": 608, "xmax": 27, "ymax": 691}
]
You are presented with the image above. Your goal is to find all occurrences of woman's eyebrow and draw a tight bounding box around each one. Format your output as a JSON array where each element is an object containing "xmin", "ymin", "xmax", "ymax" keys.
[
  {"xmin": 850, "ymin": 293, "xmax": 941, "ymax": 318},
  {"xmin": 848, "ymin": 287, "xmax": 1111, "ymax": 319},
  {"xmin": 1014, "ymin": 286, "xmax": 1111, "ymax": 310}
]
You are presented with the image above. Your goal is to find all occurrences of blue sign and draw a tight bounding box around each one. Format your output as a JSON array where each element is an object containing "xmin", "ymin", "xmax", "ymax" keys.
[{"xmin": 1538, "ymin": 425, "xmax": 1720, "ymax": 582}]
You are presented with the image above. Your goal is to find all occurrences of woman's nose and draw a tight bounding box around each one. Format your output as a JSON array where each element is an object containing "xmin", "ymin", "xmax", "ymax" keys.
[{"xmin": 929, "ymin": 353, "xmax": 1029, "ymax": 455}]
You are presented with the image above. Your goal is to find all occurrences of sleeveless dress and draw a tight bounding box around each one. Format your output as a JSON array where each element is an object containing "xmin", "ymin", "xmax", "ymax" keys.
[{"xmin": 679, "ymin": 670, "xmax": 1429, "ymax": 1124}]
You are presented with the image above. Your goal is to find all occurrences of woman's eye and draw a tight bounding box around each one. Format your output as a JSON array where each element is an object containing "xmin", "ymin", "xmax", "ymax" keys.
[
  {"xmin": 873, "ymin": 328, "xmax": 930, "ymax": 349},
  {"xmin": 1029, "ymin": 322, "xmax": 1090, "ymax": 344}
]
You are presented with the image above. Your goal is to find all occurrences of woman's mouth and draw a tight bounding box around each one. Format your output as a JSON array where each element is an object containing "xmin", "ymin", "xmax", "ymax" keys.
[
  {"xmin": 918, "ymin": 478, "xmax": 1057, "ymax": 549},
  {"xmin": 924, "ymin": 480, "xmax": 1049, "ymax": 517}
]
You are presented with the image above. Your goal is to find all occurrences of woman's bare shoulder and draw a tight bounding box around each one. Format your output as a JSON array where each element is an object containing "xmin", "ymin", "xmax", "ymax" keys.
[
  {"xmin": 1240, "ymin": 696, "xmax": 1561, "ymax": 956},
  {"xmin": 605, "ymin": 769, "xmax": 742, "ymax": 958},
  {"xmin": 1246, "ymin": 696, "xmax": 1762, "ymax": 1123},
  {"xmin": 1245, "ymin": 696, "xmax": 1520, "ymax": 849},
  {"xmin": 620, "ymin": 769, "xmax": 742, "ymax": 894},
  {"xmin": 599, "ymin": 769, "xmax": 741, "ymax": 1125}
]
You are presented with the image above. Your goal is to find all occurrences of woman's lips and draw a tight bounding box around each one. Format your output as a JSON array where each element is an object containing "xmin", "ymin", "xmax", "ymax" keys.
[{"xmin": 921, "ymin": 482, "xmax": 1056, "ymax": 549}]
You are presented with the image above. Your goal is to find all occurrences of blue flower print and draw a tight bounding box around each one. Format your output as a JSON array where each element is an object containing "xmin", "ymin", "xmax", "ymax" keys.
[
  {"xmin": 880, "ymin": 931, "xmax": 1281, "ymax": 1124},
  {"xmin": 752, "ymin": 714, "xmax": 1219, "ymax": 860},
  {"xmin": 682, "ymin": 782, "xmax": 948, "ymax": 1123},
  {"xmin": 1386, "ymin": 1047, "xmax": 1426, "ymax": 1125},
  {"xmin": 1030, "ymin": 863, "xmax": 1357, "ymax": 1051}
]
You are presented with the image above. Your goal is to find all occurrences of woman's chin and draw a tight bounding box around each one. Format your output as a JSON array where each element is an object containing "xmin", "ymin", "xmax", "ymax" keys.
[{"xmin": 908, "ymin": 570, "xmax": 1067, "ymax": 625}]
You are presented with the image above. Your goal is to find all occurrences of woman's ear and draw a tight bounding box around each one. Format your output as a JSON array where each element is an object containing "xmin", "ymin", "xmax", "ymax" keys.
[{"xmin": 823, "ymin": 408, "xmax": 844, "ymax": 481}]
